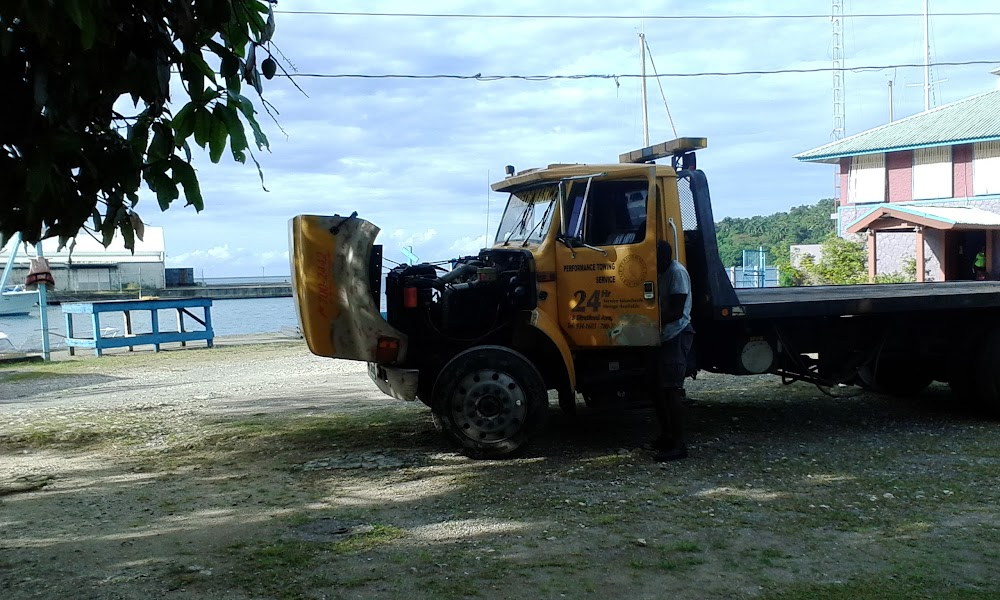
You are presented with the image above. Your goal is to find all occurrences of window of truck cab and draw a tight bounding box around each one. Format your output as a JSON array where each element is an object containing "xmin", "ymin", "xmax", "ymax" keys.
[
  {"xmin": 494, "ymin": 184, "xmax": 558, "ymax": 245},
  {"xmin": 564, "ymin": 179, "xmax": 649, "ymax": 246}
]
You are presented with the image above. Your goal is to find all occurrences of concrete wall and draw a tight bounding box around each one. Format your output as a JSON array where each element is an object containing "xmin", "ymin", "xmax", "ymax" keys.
[
  {"xmin": 923, "ymin": 229, "xmax": 945, "ymax": 281},
  {"xmin": 954, "ymin": 143, "xmax": 974, "ymax": 198},
  {"xmin": 875, "ymin": 231, "xmax": 915, "ymax": 276},
  {"xmin": 839, "ymin": 158, "xmax": 850, "ymax": 204},
  {"xmin": 5, "ymin": 263, "xmax": 164, "ymax": 292},
  {"xmin": 887, "ymin": 150, "xmax": 913, "ymax": 202}
]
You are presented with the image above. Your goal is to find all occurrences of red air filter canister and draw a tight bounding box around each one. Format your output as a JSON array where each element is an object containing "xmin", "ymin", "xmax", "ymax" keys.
[{"xmin": 403, "ymin": 286, "xmax": 418, "ymax": 308}]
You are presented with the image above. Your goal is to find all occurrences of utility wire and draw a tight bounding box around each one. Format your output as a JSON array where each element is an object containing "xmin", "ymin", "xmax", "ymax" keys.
[
  {"xmin": 274, "ymin": 10, "xmax": 1000, "ymax": 20},
  {"xmin": 287, "ymin": 60, "xmax": 1000, "ymax": 81}
]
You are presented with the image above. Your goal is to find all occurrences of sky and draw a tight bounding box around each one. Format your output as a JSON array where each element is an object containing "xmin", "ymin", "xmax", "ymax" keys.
[{"xmin": 137, "ymin": 0, "xmax": 1000, "ymax": 277}]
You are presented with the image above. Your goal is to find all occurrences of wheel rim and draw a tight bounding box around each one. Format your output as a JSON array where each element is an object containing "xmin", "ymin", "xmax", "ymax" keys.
[{"xmin": 448, "ymin": 369, "xmax": 527, "ymax": 443}]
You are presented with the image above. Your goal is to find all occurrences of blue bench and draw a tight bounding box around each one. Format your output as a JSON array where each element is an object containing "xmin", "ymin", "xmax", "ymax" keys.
[{"xmin": 62, "ymin": 298, "xmax": 214, "ymax": 357}]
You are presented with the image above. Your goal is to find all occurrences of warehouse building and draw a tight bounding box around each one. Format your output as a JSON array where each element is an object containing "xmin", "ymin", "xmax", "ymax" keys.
[{"xmin": 0, "ymin": 227, "xmax": 166, "ymax": 292}]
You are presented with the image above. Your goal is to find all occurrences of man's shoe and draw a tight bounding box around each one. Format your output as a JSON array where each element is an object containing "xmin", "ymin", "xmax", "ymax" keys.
[{"xmin": 653, "ymin": 446, "xmax": 688, "ymax": 462}]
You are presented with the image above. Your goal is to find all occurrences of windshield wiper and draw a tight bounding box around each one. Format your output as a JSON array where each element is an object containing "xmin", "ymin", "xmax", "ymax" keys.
[
  {"xmin": 557, "ymin": 234, "xmax": 607, "ymax": 259},
  {"xmin": 503, "ymin": 204, "xmax": 533, "ymax": 246},
  {"xmin": 520, "ymin": 201, "xmax": 556, "ymax": 246}
]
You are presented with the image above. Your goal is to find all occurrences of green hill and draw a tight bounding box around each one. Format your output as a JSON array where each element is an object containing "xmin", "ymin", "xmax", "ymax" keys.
[{"xmin": 715, "ymin": 199, "xmax": 836, "ymax": 267}]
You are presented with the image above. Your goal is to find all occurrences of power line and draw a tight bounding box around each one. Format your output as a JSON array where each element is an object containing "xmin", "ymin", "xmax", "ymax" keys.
[
  {"xmin": 274, "ymin": 10, "xmax": 1000, "ymax": 20},
  {"xmin": 288, "ymin": 60, "xmax": 1000, "ymax": 81}
]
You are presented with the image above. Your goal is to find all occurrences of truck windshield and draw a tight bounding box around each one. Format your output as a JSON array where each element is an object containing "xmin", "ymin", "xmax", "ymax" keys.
[{"xmin": 495, "ymin": 185, "xmax": 558, "ymax": 245}]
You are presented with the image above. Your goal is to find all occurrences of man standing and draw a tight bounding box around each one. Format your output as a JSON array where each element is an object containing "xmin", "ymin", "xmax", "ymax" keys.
[
  {"xmin": 974, "ymin": 246, "xmax": 987, "ymax": 279},
  {"xmin": 650, "ymin": 240, "xmax": 695, "ymax": 461}
]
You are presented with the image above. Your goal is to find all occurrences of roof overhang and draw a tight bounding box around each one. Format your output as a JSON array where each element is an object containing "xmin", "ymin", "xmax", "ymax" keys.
[{"xmin": 846, "ymin": 205, "xmax": 1000, "ymax": 233}]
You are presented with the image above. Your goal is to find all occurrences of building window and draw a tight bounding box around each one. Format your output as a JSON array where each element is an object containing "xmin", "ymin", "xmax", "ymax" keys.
[
  {"xmin": 912, "ymin": 146, "xmax": 952, "ymax": 200},
  {"xmin": 848, "ymin": 153, "xmax": 885, "ymax": 203},
  {"xmin": 974, "ymin": 141, "xmax": 1000, "ymax": 196}
]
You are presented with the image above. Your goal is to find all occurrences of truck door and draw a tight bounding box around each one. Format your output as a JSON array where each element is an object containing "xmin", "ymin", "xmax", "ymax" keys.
[{"xmin": 555, "ymin": 173, "xmax": 661, "ymax": 347}]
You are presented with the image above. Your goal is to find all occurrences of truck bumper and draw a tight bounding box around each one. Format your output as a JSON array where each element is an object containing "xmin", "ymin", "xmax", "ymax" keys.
[{"xmin": 368, "ymin": 362, "xmax": 420, "ymax": 401}]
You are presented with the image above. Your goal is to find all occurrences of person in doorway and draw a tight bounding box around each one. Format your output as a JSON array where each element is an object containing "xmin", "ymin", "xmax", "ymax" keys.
[
  {"xmin": 649, "ymin": 240, "xmax": 695, "ymax": 461},
  {"xmin": 974, "ymin": 246, "xmax": 987, "ymax": 280}
]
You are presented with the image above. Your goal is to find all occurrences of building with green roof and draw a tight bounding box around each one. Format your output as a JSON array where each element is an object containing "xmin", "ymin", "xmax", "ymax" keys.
[{"xmin": 796, "ymin": 80, "xmax": 1000, "ymax": 283}]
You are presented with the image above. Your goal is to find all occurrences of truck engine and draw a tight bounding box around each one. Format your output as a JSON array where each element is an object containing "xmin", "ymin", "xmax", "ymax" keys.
[{"xmin": 383, "ymin": 249, "xmax": 538, "ymax": 383}]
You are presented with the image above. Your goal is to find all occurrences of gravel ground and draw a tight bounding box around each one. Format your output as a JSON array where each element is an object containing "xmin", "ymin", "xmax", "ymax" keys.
[{"xmin": 1, "ymin": 341, "xmax": 999, "ymax": 600}]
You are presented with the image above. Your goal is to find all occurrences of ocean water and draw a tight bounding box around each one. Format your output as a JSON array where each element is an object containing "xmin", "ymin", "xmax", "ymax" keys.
[{"xmin": 0, "ymin": 296, "xmax": 299, "ymax": 352}]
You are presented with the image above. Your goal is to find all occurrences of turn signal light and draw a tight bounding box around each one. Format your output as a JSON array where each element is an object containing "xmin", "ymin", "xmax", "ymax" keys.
[
  {"xmin": 403, "ymin": 286, "xmax": 418, "ymax": 308},
  {"xmin": 375, "ymin": 336, "xmax": 400, "ymax": 364}
]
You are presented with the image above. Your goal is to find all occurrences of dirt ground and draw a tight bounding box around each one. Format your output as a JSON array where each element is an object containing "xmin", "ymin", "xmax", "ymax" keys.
[{"xmin": 1, "ymin": 341, "xmax": 999, "ymax": 600}]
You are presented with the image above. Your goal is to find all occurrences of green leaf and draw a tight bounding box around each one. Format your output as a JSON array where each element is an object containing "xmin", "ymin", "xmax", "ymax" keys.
[
  {"xmin": 193, "ymin": 108, "xmax": 212, "ymax": 148},
  {"xmin": 230, "ymin": 93, "xmax": 269, "ymax": 150},
  {"xmin": 148, "ymin": 123, "xmax": 173, "ymax": 161},
  {"xmin": 172, "ymin": 102, "xmax": 197, "ymax": 141},
  {"xmin": 79, "ymin": 8, "xmax": 97, "ymax": 50},
  {"xmin": 66, "ymin": 0, "xmax": 85, "ymax": 29},
  {"xmin": 128, "ymin": 110, "xmax": 152, "ymax": 155},
  {"xmin": 185, "ymin": 50, "xmax": 217, "ymax": 84},
  {"xmin": 216, "ymin": 104, "xmax": 248, "ymax": 163},
  {"xmin": 153, "ymin": 173, "xmax": 180, "ymax": 211},
  {"xmin": 172, "ymin": 157, "xmax": 204, "ymax": 211},
  {"xmin": 209, "ymin": 105, "xmax": 229, "ymax": 163},
  {"xmin": 129, "ymin": 211, "xmax": 145, "ymax": 241}
]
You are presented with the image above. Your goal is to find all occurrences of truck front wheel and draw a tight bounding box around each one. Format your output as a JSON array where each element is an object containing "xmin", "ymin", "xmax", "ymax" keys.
[{"xmin": 431, "ymin": 346, "xmax": 548, "ymax": 458}]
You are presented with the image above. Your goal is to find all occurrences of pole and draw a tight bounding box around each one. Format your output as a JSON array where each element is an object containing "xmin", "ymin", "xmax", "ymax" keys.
[
  {"xmin": 923, "ymin": 0, "xmax": 930, "ymax": 111},
  {"xmin": 639, "ymin": 33, "xmax": 649, "ymax": 146},
  {"xmin": 35, "ymin": 240, "xmax": 50, "ymax": 361},
  {"xmin": 485, "ymin": 169, "xmax": 490, "ymax": 245},
  {"xmin": 888, "ymin": 80, "xmax": 894, "ymax": 122},
  {"xmin": 1, "ymin": 232, "xmax": 21, "ymax": 290}
]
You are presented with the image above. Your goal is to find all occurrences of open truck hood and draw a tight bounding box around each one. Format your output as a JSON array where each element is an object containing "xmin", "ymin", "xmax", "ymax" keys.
[{"xmin": 289, "ymin": 214, "xmax": 408, "ymax": 364}]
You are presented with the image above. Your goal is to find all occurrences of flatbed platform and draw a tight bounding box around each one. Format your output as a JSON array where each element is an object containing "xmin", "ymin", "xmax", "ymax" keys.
[{"xmin": 734, "ymin": 281, "xmax": 1000, "ymax": 319}]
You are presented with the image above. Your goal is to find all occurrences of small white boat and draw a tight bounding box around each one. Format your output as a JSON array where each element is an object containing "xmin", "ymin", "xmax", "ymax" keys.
[
  {"xmin": 1, "ymin": 233, "xmax": 38, "ymax": 316},
  {"xmin": 0, "ymin": 288, "xmax": 36, "ymax": 316}
]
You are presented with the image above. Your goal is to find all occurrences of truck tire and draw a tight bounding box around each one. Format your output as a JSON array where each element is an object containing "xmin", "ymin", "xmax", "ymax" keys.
[
  {"xmin": 858, "ymin": 360, "xmax": 933, "ymax": 397},
  {"xmin": 431, "ymin": 345, "xmax": 548, "ymax": 459}
]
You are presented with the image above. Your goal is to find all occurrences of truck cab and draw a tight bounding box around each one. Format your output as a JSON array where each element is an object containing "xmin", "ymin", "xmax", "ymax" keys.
[{"xmin": 289, "ymin": 138, "xmax": 727, "ymax": 457}]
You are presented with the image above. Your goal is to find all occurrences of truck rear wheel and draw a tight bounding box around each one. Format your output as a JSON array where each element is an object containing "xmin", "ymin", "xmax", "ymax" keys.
[
  {"xmin": 973, "ymin": 329, "xmax": 1000, "ymax": 417},
  {"xmin": 431, "ymin": 346, "xmax": 548, "ymax": 458}
]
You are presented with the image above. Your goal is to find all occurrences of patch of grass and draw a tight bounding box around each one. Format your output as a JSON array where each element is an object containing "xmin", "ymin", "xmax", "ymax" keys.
[
  {"xmin": 0, "ymin": 371, "xmax": 71, "ymax": 382},
  {"xmin": 670, "ymin": 540, "xmax": 702, "ymax": 553},
  {"xmin": 0, "ymin": 414, "xmax": 153, "ymax": 450},
  {"xmin": 762, "ymin": 578, "xmax": 997, "ymax": 600},
  {"xmin": 331, "ymin": 524, "xmax": 405, "ymax": 554},
  {"xmin": 221, "ymin": 522, "xmax": 405, "ymax": 599},
  {"xmin": 225, "ymin": 539, "xmax": 318, "ymax": 600}
]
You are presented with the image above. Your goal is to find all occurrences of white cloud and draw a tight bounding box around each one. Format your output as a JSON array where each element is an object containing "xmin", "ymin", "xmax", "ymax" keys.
[
  {"xmin": 143, "ymin": 0, "xmax": 1000, "ymax": 273},
  {"xmin": 448, "ymin": 235, "xmax": 489, "ymax": 257}
]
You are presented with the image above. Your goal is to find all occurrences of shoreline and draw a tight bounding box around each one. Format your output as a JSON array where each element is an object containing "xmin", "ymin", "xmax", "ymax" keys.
[{"xmin": 0, "ymin": 330, "xmax": 304, "ymax": 364}]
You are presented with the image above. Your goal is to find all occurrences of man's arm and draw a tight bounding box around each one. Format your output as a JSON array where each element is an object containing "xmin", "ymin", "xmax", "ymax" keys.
[{"xmin": 661, "ymin": 294, "xmax": 687, "ymax": 324}]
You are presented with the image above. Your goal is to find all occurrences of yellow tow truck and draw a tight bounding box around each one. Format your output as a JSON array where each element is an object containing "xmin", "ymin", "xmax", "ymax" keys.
[{"xmin": 290, "ymin": 137, "xmax": 1000, "ymax": 457}]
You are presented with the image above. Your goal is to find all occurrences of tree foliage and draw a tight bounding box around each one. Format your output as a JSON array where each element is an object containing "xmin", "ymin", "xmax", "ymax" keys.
[
  {"xmin": 715, "ymin": 199, "xmax": 835, "ymax": 269},
  {"xmin": 0, "ymin": 0, "xmax": 283, "ymax": 250},
  {"xmin": 784, "ymin": 233, "xmax": 917, "ymax": 286}
]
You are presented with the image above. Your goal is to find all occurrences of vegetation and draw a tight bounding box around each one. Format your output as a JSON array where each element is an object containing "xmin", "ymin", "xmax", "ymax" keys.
[
  {"xmin": 715, "ymin": 199, "xmax": 836, "ymax": 269},
  {"xmin": 716, "ymin": 200, "xmax": 918, "ymax": 286},
  {"xmin": 783, "ymin": 234, "xmax": 917, "ymax": 286},
  {"xmin": 0, "ymin": 0, "xmax": 288, "ymax": 249}
]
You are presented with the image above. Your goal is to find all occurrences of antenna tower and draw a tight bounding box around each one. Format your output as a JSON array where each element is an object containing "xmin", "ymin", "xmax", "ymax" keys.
[{"xmin": 831, "ymin": 0, "xmax": 845, "ymax": 204}]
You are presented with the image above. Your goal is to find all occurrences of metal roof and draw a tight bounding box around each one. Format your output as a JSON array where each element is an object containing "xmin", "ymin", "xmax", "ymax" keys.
[
  {"xmin": 0, "ymin": 227, "xmax": 165, "ymax": 265},
  {"xmin": 796, "ymin": 89, "xmax": 1000, "ymax": 163},
  {"xmin": 845, "ymin": 204, "xmax": 1000, "ymax": 233}
]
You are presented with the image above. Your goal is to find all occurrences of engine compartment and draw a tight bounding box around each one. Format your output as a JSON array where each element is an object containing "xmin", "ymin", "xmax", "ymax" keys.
[{"xmin": 384, "ymin": 249, "xmax": 537, "ymax": 360}]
